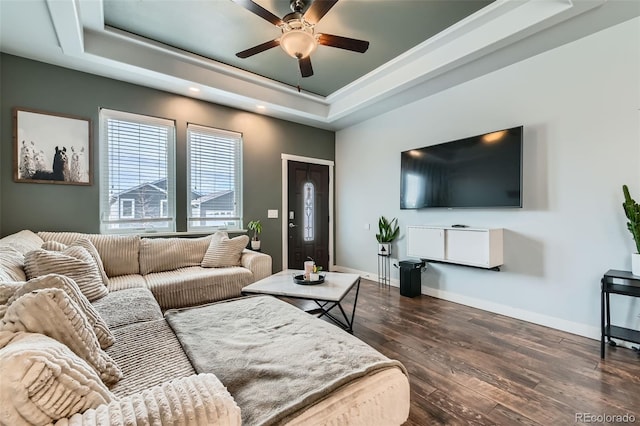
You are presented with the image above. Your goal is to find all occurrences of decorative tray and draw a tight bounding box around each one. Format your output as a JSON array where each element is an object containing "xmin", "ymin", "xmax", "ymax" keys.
[{"xmin": 293, "ymin": 274, "xmax": 325, "ymax": 285}]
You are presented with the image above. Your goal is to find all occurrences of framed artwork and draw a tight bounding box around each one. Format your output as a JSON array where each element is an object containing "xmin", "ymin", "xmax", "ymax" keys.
[{"xmin": 13, "ymin": 107, "xmax": 92, "ymax": 185}]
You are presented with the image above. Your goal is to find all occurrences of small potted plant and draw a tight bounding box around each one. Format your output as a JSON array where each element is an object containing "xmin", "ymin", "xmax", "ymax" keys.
[
  {"xmin": 247, "ymin": 220, "xmax": 262, "ymax": 251},
  {"xmin": 376, "ymin": 216, "xmax": 400, "ymax": 256},
  {"xmin": 622, "ymin": 185, "xmax": 640, "ymax": 275}
]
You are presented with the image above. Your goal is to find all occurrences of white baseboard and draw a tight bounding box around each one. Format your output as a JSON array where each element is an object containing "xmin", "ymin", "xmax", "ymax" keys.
[
  {"xmin": 333, "ymin": 265, "xmax": 612, "ymax": 343},
  {"xmin": 332, "ymin": 265, "xmax": 400, "ymax": 286}
]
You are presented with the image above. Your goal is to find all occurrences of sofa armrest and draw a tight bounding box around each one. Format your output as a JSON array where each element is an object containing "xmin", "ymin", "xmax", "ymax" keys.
[
  {"xmin": 241, "ymin": 249, "xmax": 272, "ymax": 282},
  {"xmin": 53, "ymin": 374, "xmax": 241, "ymax": 426}
]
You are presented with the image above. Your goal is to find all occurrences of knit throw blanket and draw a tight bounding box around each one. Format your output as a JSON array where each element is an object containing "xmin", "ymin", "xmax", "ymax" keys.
[{"xmin": 165, "ymin": 296, "xmax": 407, "ymax": 426}]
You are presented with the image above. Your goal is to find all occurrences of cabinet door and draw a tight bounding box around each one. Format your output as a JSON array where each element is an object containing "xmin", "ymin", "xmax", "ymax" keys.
[
  {"xmin": 446, "ymin": 230, "xmax": 489, "ymax": 266},
  {"xmin": 407, "ymin": 227, "xmax": 445, "ymax": 260}
]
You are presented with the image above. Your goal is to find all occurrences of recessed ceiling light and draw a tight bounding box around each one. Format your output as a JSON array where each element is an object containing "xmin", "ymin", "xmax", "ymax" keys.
[
  {"xmin": 189, "ymin": 87, "xmax": 200, "ymax": 92},
  {"xmin": 256, "ymin": 105, "xmax": 266, "ymax": 110}
]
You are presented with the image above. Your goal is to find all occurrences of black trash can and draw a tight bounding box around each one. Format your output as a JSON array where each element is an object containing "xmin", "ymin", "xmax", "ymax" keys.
[{"xmin": 398, "ymin": 260, "xmax": 424, "ymax": 297}]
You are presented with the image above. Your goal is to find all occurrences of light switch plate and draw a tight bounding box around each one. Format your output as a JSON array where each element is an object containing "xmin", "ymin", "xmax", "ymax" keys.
[{"xmin": 268, "ymin": 209, "xmax": 279, "ymax": 219}]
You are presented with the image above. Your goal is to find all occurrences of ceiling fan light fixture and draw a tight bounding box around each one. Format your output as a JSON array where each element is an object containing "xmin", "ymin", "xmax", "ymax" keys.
[{"xmin": 280, "ymin": 23, "xmax": 317, "ymax": 59}]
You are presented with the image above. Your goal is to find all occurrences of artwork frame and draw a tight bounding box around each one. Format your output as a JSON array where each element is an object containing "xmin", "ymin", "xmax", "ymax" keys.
[{"xmin": 13, "ymin": 107, "xmax": 92, "ymax": 185}]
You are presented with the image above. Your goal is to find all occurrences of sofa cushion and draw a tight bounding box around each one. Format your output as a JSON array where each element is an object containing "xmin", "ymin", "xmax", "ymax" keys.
[
  {"xmin": 0, "ymin": 331, "xmax": 115, "ymax": 426},
  {"xmin": 42, "ymin": 238, "xmax": 110, "ymax": 288},
  {"xmin": 166, "ymin": 296, "xmax": 409, "ymax": 426},
  {"xmin": 144, "ymin": 266, "xmax": 253, "ymax": 309},
  {"xmin": 39, "ymin": 232, "xmax": 141, "ymax": 277},
  {"xmin": 0, "ymin": 246, "xmax": 27, "ymax": 282},
  {"xmin": 58, "ymin": 374, "xmax": 241, "ymax": 426},
  {"xmin": 24, "ymin": 246, "xmax": 109, "ymax": 301},
  {"xmin": 38, "ymin": 231, "xmax": 85, "ymax": 245},
  {"xmin": 9, "ymin": 274, "xmax": 115, "ymax": 349},
  {"xmin": 139, "ymin": 235, "xmax": 212, "ymax": 275},
  {"xmin": 92, "ymin": 287, "xmax": 163, "ymax": 329},
  {"xmin": 0, "ymin": 230, "xmax": 44, "ymax": 255},
  {"xmin": 201, "ymin": 232, "xmax": 249, "ymax": 268},
  {"xmin": 107, "ymin": 274, "xmax": 147, "ymax": 291},
  {"xmin": 0, "ymin": 288, "xmax": 122, "ymax": 386},
  {"xmin": 88, "ymin": 234, "xmax": 141, "ymax": 277},
  {"xmin": 106, "ymin": 319, "xmax": 196, "ymax": 398}
]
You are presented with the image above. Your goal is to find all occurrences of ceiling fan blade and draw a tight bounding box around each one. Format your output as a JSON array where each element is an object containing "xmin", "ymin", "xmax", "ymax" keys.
[
  {"xmin": 317, "ymin": 33, "xmax": 369, "ymax": 53},
  {"xmin": 299, "ymin": 56, "xmax": 314, "ymax": 78},
  {"xmin": 303, "ymin": 0, "xmax": 338, "ymax": 25},
  {"xmin": 236, "ymin": 39, "xmax": 280, "ymax": 58},
  {"xmin": 231, "ymin": 0, "xmax": 284, "ymax": 26}
]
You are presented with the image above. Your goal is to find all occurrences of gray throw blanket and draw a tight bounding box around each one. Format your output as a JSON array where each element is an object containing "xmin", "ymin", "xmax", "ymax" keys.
[{"xmin": 165, "ymin": 296, "xmax": 407, "ymax": 426}]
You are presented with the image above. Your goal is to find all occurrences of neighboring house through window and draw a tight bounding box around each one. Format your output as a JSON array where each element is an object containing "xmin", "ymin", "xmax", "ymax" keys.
[{"xmin": 100, "ymin": 109, "xmax": 176, "ymax": 233}]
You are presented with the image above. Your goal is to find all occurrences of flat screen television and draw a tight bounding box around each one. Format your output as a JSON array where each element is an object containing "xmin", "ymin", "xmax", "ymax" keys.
[{"xmin": 400, "ymin": 126, "xmax": 523, "ymax": 209}]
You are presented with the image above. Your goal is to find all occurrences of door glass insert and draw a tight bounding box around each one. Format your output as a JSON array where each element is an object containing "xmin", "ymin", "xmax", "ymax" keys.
[{"xmin": 303, "ymin": 182, "xmax": 315, "ymax": 242}]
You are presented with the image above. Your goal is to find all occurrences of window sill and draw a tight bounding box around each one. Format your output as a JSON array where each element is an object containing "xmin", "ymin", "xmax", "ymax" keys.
[{"xmin": 136, "ymin": 230, "xmax": 248, "ymax": 238}]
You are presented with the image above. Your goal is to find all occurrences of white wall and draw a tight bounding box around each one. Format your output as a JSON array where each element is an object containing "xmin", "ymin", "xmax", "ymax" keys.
[{"xmin": 335, "ymin": 18, "xmax": 640, "ymax": 339}]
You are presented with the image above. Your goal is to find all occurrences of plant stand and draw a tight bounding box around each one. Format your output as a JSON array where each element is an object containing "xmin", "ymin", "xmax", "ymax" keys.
[{"xmin": 377, "ymin": 254, "xmax": 390, "ymax": 288}]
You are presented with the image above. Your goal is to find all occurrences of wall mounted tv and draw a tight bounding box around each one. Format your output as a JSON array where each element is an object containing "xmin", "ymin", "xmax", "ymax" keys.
[{"xmin": 400, "ymin": 126, "xmax": 523, "ymax": 209}]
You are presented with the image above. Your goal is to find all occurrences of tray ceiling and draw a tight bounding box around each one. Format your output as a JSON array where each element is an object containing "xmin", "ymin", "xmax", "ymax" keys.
[
  {"xmin": 1, "ymin": 0, "xmax": 638, "ymax": 130},
  {"xmin": 102, "ymin": 0, "xmax": 492, "ymax": 97}
]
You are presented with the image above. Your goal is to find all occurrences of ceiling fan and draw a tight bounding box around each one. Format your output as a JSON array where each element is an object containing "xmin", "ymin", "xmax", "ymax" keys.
[{"xmin": 232, "ymin": 0, "xmax": 370, "ymax": 78}]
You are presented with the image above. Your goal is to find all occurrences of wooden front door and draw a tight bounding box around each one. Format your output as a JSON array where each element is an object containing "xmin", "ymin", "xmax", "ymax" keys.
[{"xmin": 287, "ymin": 161, "xmax": 330, "ymax": 270}]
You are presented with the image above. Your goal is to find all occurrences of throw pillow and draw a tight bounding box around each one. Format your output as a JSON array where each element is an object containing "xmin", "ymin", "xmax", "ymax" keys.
[
  {"xmin": 24, "ymin": 245, "xmax": 108, "ymax": 301},
  {"xmin": 9, "ymin": 274, "xmax": 115, "ymax": 349},
  {"xmin": 0, "ymin": 245, "xmax": 27, "ymax": 282},
  {"xmin": 42, "ymin": 238, "xmax": 110, "ymax": 288},
  {"xmin": 0, "ymin": 288, "xmax": 123, "ymax": 385},
  {"xmin": 0, "ymin": 281, "xmax": 23, "ymax": 320},
  {"xmin": 0, "ymin": 330, "xmax": 114, "ymax": 425},
  {"xmin": 201, "ymin": 232, "xmax": 249, "ymax": 268},
  {"xmin": 41, "ymin": 240, "xmax": 67, "ymax": 251},
  {"xmin": 0, "ymin": 230, "xmax": 45, "ymax": 255}
]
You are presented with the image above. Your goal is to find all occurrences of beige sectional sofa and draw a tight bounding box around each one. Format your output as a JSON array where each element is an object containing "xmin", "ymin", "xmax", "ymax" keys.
[
  {"xmin": 35, "ymin": 230, "xmax": 272, "ymax": 309},
  {"xmin": 0, "ymin": 230, "xmax": 411, "ymax": 425}
]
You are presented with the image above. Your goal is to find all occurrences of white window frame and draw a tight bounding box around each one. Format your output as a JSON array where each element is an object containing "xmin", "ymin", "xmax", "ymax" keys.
[
  {"xmin": 160, "ymin": 199, "xmax": 168, "ymax": 218},
  {"xmin": 187, "ymin": 123, "xmax": 243, "ymax": 231},
  {"xmin": 119, "ymin": 198, "xmax": 135, "ymax": 219},
  {"xmin": 99, "ymin": 108, "xmax": 176, "ymax": 234}
]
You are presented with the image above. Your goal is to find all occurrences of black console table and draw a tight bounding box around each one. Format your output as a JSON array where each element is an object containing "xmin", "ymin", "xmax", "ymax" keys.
[{"xmin": 601, "ymin": 269, "xmax": 640, "ymax": 359}]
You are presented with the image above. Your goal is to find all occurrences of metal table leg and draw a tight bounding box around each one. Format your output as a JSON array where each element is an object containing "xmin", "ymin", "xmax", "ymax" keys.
[{"xmin": 313, "ymin": 278, "xmax": 361, "ymax": 333}]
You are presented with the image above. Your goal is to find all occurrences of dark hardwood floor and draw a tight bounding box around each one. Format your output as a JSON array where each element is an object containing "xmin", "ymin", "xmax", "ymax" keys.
[{"xmin": 292, "ymin": 278, "xmax": 640, "ymax": 425}]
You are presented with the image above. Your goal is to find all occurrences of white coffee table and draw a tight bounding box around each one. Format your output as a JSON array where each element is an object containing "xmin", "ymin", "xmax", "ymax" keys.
[{"xmin": 242, "ymin": 270, "xmax": 361, "ymax": 332}]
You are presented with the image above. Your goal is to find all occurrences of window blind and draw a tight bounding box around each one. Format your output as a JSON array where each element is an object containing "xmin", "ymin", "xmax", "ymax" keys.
[
  {"xmin": 100, "ymin": 109, "xmax": 176, "ymax": 233},
  {"xmin": 187, "ymin": 124, "xmax": 242, "ymax": 231}
]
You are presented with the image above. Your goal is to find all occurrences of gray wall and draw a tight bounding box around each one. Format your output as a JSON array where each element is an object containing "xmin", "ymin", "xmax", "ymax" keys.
[
  {"xmin": 335, "ymin": 18, "xmax": 640, "ymax": 337},
  {"xmin": 0, "ymin": 54, "xmax": 335, "ymax": 271}
]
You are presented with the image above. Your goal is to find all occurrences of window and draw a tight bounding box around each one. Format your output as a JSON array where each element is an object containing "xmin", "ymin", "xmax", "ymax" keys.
[
  {"xmin": 100, "ymin": 109, "xmax": 176, "ymax": 233},
  {"xmin": 187, "ymin": 124, "xmax": 242, "ymax": 231},
  {"xmin": 303, "ymin": 181, "xmax": 315, "ymax": 242},
  {"xmin": 119, "ymin": 199, "xmax": 135, "ymax": 219}
]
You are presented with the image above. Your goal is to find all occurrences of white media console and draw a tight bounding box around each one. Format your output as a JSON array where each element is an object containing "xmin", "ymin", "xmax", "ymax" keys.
[{"xmin": 406, "ymin": 225, "xmax": 504, "ymax": 270}]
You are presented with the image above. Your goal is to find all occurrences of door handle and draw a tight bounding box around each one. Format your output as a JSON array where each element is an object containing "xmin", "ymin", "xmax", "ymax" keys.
[{"xmin": 289, "ymin": 223, "xmax": 297, "ymax": 228}]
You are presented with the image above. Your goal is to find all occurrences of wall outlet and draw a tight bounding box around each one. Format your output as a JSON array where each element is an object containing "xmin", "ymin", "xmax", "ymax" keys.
[{"xmin": 364, "ymin": 223, "xmax": 370, "ymax": 230}]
